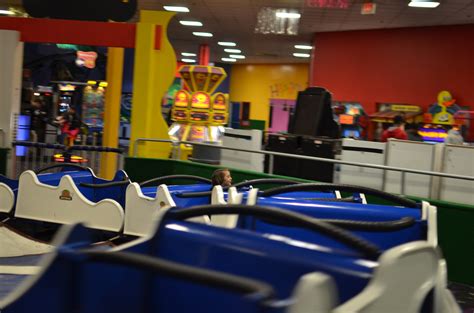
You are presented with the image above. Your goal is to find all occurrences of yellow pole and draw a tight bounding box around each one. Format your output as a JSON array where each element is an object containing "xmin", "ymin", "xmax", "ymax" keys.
[
  {"xmin": 129, "ymin": 10, "xmax": 176, "ymax": 158},
  {"xmin": 100, "ymin": 47, "xmax": 124, "ymax": 179}
]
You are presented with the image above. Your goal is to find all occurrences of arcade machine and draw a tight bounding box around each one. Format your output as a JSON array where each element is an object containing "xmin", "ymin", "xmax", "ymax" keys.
[
  {"xmin": 332, "ymin": 101, "xmax": 367, "ymax": 139},
  {"xmin": 168, "ymin": 65, "xmax": 228, "ymax": 160},
  {"xmin": 82, "ymin": 81, "xmax": 107, "ymax": 130},
  {"xmin": 82, "ymin": 80, "xmax": 107, "ymax": 145},
  {"xmin": 368, "ymin": 103, "xmax": 423, "ymax": 141},
  {"xmin": 420, "ymin": 90, "xmax": 462, "ymax": 143},
  {"xmin": 57, "ymin": 83, "xmax": 76, "ymax": 115}
]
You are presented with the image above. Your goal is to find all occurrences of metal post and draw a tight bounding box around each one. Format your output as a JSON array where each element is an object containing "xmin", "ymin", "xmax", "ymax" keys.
[
  {"xmin": 400, "ymin": 171, "xmax": 406, "ymax": 195},
  {"xmin": 268, "ymin": 154, "xmax": 274, "ymax": 175}
]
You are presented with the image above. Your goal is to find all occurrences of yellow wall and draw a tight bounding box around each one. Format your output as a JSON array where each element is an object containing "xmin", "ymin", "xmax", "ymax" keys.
[{"xmin": 229, "ymin": 63, "xmax": 309, "ymax": 128}]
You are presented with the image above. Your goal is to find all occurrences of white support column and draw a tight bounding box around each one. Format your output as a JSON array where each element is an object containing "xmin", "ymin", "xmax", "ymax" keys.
[{"xmin": 0, "ymin": 30, "xmax": 23, "ymax": 172}]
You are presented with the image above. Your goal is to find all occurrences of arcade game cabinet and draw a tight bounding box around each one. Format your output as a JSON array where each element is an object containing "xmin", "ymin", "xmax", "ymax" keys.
[
  {"xmin": 420, "ymin": 90, "xmax": 463, "ymax": 143},
  {"xmin": 267, "ymin": 87, "xmax": 340, "ymax": 182},
  {"xmin": 332, "ymin": 101, "xmax": 367, "ymax": 139},
  {"xmin": 369, "ymin": 103, "xmax": 423, "ymax": 141},
  {"xmin": 168, "ymin": 65, "xmax": 228, "ymax": 160}
]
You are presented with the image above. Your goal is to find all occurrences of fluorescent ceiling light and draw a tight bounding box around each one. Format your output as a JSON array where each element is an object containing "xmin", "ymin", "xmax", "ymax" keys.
[
  {"xmin": 179, "ymin": 20, "xmax": 203, "ymax": 26},
  {"xmin": 221, "ymin": 58, "xmax": 237, "ymax": 62},
  {"xmin": 218, "ymin": 41, "xmax": 236, "ymax": 47},
  {"xmin": 163, "ymin": 6, "xmax": 190, "ymax": 12},
  {"xmin": 408, "ymin": 1, "xmax": 440, "ymax": 8},
  {"xmin": 293, "ymin": 53, "xmax": 310, "ymax": 58},
  {"xmin": 224, "ymin": 48, "xmax": 241, "ymax": 53},
  {"xmin": 181, "ymin": 58, "xmax": 196, "ymax": 63},
  {"xmin": 193, "ymin": 32, "xmax": 213, "ymax": 37},
  {"xmin": 294, "ymin": 45, "xmax": 313, "ymax": 50},
  {"xmin": 0, "ymin": 9, "xmax": 14, "ymax": 15},
  {"xmin": 276, "ymin": 12, "xmax": 301, "ymax": 19},
  {"xmin": 181, "ymin": 52, "xmax": 196, "ymax": 57},
  {"xmin": 229, "ymin": 55, "xmax": 245, "ymax": 59}
]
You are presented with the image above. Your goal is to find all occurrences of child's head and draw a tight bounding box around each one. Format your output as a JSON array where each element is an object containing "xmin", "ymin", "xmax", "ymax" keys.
[
  {"xmin": 211, "ymin": 169, "xmax": 232, "ymax": 187},
  {"xmin": 393, "ymin": 115, "xmax": 405, "ymax": 126}
]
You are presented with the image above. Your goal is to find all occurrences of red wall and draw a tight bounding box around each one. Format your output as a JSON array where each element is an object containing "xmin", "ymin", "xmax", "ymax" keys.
[{"xmin": 311, "ymin": 25, "xmax": 474, "ymax": 115}]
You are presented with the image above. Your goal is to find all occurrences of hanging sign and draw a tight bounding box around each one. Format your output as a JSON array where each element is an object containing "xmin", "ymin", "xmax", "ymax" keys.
[{"xmin": 76, "ymin": 51, "xmax": 98, "ymax": 69}]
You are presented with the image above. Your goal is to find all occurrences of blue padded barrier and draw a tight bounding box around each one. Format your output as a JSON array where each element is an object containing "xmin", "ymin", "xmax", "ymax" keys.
[
  {"xmin": 1, "ymin": 224, "xmax": 281, "ymax": 313},
  {"xmin": 237, "ymin": 196, "xmax": 425, "ymax": 251}
]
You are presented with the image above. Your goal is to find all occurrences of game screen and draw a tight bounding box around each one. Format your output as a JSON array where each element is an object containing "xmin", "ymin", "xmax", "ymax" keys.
[
  {"xmin": 419, "ymin": 125, "xmax": 447, "ymax": 143},
  {"xmin": 191, "ymin": 92, "xmax": 210, "ymax": 109}
]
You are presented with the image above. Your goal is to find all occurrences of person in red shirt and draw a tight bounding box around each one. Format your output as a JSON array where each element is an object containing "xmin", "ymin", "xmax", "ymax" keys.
[{"xmin": 381, "ymin": 115, "xmax": 408, "ymax": 142}]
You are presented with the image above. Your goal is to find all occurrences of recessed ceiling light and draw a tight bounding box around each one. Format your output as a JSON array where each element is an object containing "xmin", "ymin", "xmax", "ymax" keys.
[
  {"xmin": 224, "ymin": 48, "xmax": 241, "ymax": 53},
  {"xmin": 221, "ymin": 58, "xmax": 237, "ymax": 62},
  {"xmin": 229, "ymin": 55, "xmax": 245, "ymax": 59},
  {"xmin": 293, "ymin": 53, "xmax": 310, "ymax": 58},
  {"xmin": 276, "ymin": 12, "xmax": 301, "ymax": 19},
  {"xmin": 408, "ymin": 1, "xmax": 440, "ymax": 8},
  {"xmin": 193, "ymin": 32, "xmax": 213, "ymax": 37},
  {"xmin": 218, "ymin": 42, "xmax": 237, "ymax": 47},
  {"xmin": 181, "ymin": 58, "xmax": 196, "ymax": 63},
  {"xmin": 294, "ymin": 45, "xmax": 313, "ymax": 50},
  {"xmin": 181, "ymin": 52, "xmax": 196, "ymax": 57},
  {"xmin": 0, "ymin": 9, "xmax": 14, "ymax": 15},
  {"xmin": 179, "ymin": 20, "xmax": 203, "ymax": 26},
  {"xmin": 163, "ymin": 6, "xmax": 190, "ymax": 12}
]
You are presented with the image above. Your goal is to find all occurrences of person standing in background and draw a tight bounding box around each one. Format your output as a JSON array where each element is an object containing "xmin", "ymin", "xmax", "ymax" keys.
[
  {"xmin": 381, "ymin": 115, "xmax": 408, "ymax": 142},
  {"xmin": 445, "ymin": 126, "xmax": 464, "ymax": 145},
  {"xmin": 406, "ymin": 123, "xmax": 423, "ymax": 142}
]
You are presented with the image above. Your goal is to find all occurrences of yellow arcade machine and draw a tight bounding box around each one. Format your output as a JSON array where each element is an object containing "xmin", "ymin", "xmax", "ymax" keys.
[{"xmin": 168, "ymin": 65, "xmax": 228, "ymax": 159}]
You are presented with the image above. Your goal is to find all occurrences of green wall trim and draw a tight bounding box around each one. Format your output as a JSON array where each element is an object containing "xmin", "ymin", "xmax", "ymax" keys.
[{"xmin": 124, "ymin": 157, "xmax": 474, "ymax": 285}]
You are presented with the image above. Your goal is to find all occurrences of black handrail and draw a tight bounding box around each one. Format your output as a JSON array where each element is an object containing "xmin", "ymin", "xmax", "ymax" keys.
[
  {"xmin": 35, "ymin": 163, "xmax": 93, "ymax": 174},
  {"xmin": 261, "ymin": 183, "xmax": 419, "ymax": 208},
  {"xmin": 231, "ymin": 178, "xmax": 301, "ymax": 189},
  {"xmin": 175, "ymin": 178, "xmax": 301, "ymax": 198},
  {"xmin": 79, "ymin": 179, "xmax": 131, "ymax": 188},
  {"xmin": 167, "ymin": 204, "xmax": 382, "ymax": 259},
  {"xmin": 139, "ymin": 175, "xmax": 212, "ymax": 187},
  {"xmin": 257, "ymin": 216, "xmax": 416, "ymax": 232},
  {"xmin": 82, "ymin": 250, "xmax": 275, "ymax": 300}
]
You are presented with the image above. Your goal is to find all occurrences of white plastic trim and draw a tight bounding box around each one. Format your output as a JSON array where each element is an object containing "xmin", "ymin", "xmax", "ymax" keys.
[
  {"xmin": 426, "ymin": 203, "xmax": 438, "ymax": 247},
  {"xmin": 211, "ymin": 185, "xmax": 226, "ymax": 205},
  {"xmin": 124, "ymin": 183, "xmax": 176, "ymax": 236},
  {"xmin": 246, "ymin": 188, "xmax": 259, "ymax": 205},
  {"xmin": 227, "ymin": 187, "xmax": 243, "ymax": 204},
  {"xmin": 333, "ymin": 241, "xmax": 439, "ymax": 313},
  {"xmin": 434, "ymin": 259, "xmax": 462, "ymax": 313},
  {"xmin": 289, "ymin": 272, "xmax": 337, "ymax": 313},
  {"xmin": 0, "ymin": 182, "xmax": 14, "ymax": 214},
  {"xmin": 15, "ymin": 171, "xmax": 124, "ymax": 232},
  {"xmin": 210, "ymin": 186, "xmax": 240, "ymax": 228}
]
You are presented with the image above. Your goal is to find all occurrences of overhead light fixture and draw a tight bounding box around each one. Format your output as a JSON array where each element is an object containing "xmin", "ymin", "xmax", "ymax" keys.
[
  {"xmin": 163, "ymin": 6, "xmax": 190, "ymax": 12},
  {"xmin": 275, "ymin": 12, "xmax": 301, "ymax": 19},
  {"xmin": 218, "ymin": 41, "xmax": 237, "ymax": 47},
  {"xmin": 255, "ymin": 8, "xmax": 300, "ymax": 35},
  {"xmin": 408, "ymin": 0, "xmax": 440, "ymax": 8},
  {"xmin": 0, "ymin": 9, "xmax": 14, "ymax": 15},
  {"xmin": 181, "ymin": 52, "xmax": 196, "ymax": 57},
  {"xmin": 224, "ymin": 48, "xmax": 241, "ymax": 53},
  {"xmin": 229, "ymin": 55, "xmax": 245, "ymax": 59},
  {"xmin": 294, "ymin": 45, "xmax": 312, "ymax": 50},
  {"xmin": 181, "ymin": 58, "xmax": 196, "ymax": 63},
  {"xmin": 193, "ymin": 32, "xmax": 213, "ymax": 37},
  {"xmin": 221, "ymin": 58, "xmax": 237, "ymax": 62},
  {"xmin": 293, "ymin": 53, "xmax": 310, "ymax": 58},
  {"xmin": 179, "ymin": 20, "xmax": 203, "ymax": 26}
]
